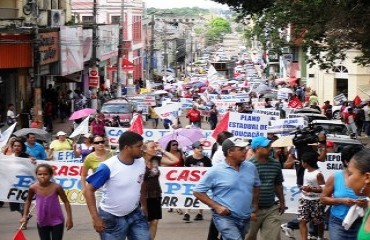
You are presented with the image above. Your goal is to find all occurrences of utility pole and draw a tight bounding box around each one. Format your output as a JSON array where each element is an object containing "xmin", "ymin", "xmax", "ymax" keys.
[
  {"xmin": 90, "ymin": 0, "xmax": 98, "ymax": 109},
  {"xmin": 190, "ymin": 32, "xmax": 193, "ymax": 74},
  {"xmin": 163, "ymin": 23, "xmax": 168, "ymax": 72},
  {"xmin": 149, "ymin": 14, "xmax": 155, "ymax": 81},
  {"xmin": 33, "ymin": 0, "xmax": 43, "ymax": 128},
  {"xmin": 116, "ymin": 0, "xmax": 125, "ymax": 97}
]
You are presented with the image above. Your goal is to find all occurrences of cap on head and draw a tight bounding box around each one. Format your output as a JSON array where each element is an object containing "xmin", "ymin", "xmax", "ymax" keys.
[
  {"xmin": 83, "ymin": 133, "xmax": 92, "ymax": 138},
  {"xmin": 222, "ymin": 137, "xmax": 249, "ymax": 153},
  {"xmin": 251, "ymin": 136, "xmax": 271, "ymax": 150},
  {"xmin": 326, "ymin": 141, "xmax": 334, "ymax": 147},
  {"xmin": 56, "ymin": 131, "xmax": 67, "ymax": 137},
  {"xmin": 192, "ymin": 141, "xmax": 203, "ymax": 149}
]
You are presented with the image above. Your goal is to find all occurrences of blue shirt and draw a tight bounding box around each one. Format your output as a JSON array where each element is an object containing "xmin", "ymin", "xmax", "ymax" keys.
[
  {"xmin": 25, "ymin": 142, "xmax": 46, "ymax": 160},
  {"xmin": 194, "ymin": 161, "xmax": 261, "ymax": 220}
]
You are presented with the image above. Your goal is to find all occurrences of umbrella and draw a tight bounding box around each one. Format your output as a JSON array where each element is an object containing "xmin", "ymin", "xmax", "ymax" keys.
[
  {"xmin": 159, "ymin": 128, "xmax": 203, "ymax": 149},
  {"xmin": 13, "ymin": 128, "xmax": 51, "ymax": 142},
  {"xmin": 254, "ymin": 84, "xmax": 272, "ymax": 94},
  {"xmin": 153, "ymin": 90, "xmax": 168, "ymax": 95},
  {"xmin": 360, "ymin": 99, "xmax": 370, "ymax": 105},
  {"xmin": 69, "ymin": 108, "xmax": 96, "ymax": 120},
  {"xmin": 278, "ymin": 88, "xmax": 294, "ymax": 94},
  {"xmin": 228, "ymin": 80, "xmax": 239, "ymax": 84},
  {"xmin": 271, "ymin": 136, "xmax": 294, "ymax": 148}
]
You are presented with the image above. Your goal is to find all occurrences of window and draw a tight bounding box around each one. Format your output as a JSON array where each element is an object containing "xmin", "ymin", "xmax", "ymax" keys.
[
  {"xmin": 82, "ymin": 16, "xmax": 94, "ymax": 24},
  {"xmin": 111, "ymin": 16, "xmax": 120, "ymax": 24},
  {"xmin": 132, "ymin": 15, "xmax": 142, "ymax": 42}
]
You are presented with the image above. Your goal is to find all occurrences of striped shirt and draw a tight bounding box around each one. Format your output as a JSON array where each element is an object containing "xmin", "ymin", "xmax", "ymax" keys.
[{"xmin": 249, "ymin": 157, "xmax": 284, "ymax": 208}]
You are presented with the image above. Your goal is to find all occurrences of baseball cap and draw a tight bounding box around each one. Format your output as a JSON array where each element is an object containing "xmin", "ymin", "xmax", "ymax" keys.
[
  {"xmin": 251, "ymin": 136, "xmax": 271, "ymax": 150},
  {"xmin": 56, "ymin": 131, "xmax": 67, "ymax": 136},
  {"xmin": 326, "ymin": 141, "xmax": 334, "ymax": 147},
  {"xmin": 192, "ymin": 141, "xmax": 203, "ymax": 149},
  {"xmin": 222, "ymin": 137, "xmax": 249, "ymax": 153},
  {"xmin": 83, "ymin": 133, "xmax": 92, "ymax": 138}
]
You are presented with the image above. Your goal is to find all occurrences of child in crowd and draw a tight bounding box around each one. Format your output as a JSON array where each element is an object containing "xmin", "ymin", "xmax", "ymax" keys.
[
  {"xmin": 298, "ymin": 152, "xmax": 325, "ymax": 240},
  {"xmin": 21, "ymin": 163, "xmax": 73, "ymax": 240}
]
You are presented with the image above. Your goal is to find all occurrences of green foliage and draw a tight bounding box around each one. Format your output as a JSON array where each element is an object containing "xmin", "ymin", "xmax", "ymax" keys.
[
  {"xmin": 213, "ymin": 0, "xmax": 370, "ymax": 68},
  {"xmin": 146, "ymin": 7, "xmax": 210, "ymax": 16},
  {"xmin": 206, "ymin": 17, "xmax": 231, "ymax": 43}
]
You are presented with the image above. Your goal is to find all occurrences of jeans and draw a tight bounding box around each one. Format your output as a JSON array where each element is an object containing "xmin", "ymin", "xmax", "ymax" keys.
[
  {"xmin": 37, "ymin": 223, "xmax": 64, "ymax": 240},
  {"xmin": 213, "ymin": 213, "xmax": 250, "ymax": 240},
  {"xmin": 99, "ymin": 207, "xmax": 150, "ymax": 240},
  {"xmin": 329, "ymin": 214, "xmax": 362, "ymax": 240}
]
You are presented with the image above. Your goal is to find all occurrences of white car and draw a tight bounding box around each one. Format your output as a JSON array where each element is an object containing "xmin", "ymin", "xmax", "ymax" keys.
[{"xmin": 311, "ymin": 119, "xmax": 350, "ymax": 138}]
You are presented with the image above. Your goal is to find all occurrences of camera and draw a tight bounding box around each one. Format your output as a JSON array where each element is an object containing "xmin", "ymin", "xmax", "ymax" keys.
[{"xmin": 292, "ymin": 125, "xmax": 323, "ymax": 147}]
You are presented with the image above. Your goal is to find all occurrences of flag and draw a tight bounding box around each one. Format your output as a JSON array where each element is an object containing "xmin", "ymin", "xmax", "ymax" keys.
[
  {"xmin": 128, "ymin": 114, "xmax": 144, "ymax": 135},
  {"xmin": 69, "ymin": 116, "xmax": 90, "ymax": 138},
  {"xmin": 353, "ymin": 95, "xmax": 362, "ymax": 106},
  {"xmin": 211, "ymin": 112, "xmax": 230, "ymax": 139},
  {"xmin": 0, "ymin": 122, "xmax": 17, "ymax": 149},
  {"xmin": 13, "ymin": 229, "xmax": 26, "ymax": 240},
  {"xmin": 288, "ymin": 98, "xmax": 303, "ymax": 109}
]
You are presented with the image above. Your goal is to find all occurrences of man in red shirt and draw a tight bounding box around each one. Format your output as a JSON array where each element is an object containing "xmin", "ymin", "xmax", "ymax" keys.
[{"xmin": 186, "ymin": 105, "xmax": 202, "ymax": 128}]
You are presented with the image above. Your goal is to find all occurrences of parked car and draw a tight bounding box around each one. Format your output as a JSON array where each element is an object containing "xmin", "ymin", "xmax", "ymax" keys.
[
  {"xmin": 326, "ymin": 135, "xmax": 364, "ymax": 153},
  {"xmin": 311, "ymin": 119, "xmax": 350, "ymax": 138},
  {"xmin": 100, "ymin": 98, "xmax": 134, "ymax": 126}
]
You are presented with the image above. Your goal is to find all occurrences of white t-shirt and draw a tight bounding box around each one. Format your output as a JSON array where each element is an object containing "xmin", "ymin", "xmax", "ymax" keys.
[
  {"xmin": 211, "ymin": 147, "xmax": 225, "ymax": 166},
  {"xmin": 86, "ymin": 156, "xmax": 146, "ymax": 217},
  {"xmin": 363, "ymin": 106, "xmax": 370, "ymax": 122},
  {"xmin": 302, "ymin": 169, "xmax": 321, "ymax": 200},
  {"xmin": 7, "ymin": 110, "xmax": 15, "ymax": 118}
]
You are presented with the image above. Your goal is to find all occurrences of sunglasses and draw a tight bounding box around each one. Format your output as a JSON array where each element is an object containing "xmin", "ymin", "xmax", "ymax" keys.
[
  {"xmin": 94, "ymin": 141, "xmax": 105, "ymax": 145},
  {"xmin": 171, "ymin": 144, "xmax": 178, "ymax": 147}
]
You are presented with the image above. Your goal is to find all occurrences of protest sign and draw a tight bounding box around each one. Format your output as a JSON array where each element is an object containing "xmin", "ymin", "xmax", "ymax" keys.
[
  {"xmin": 0, "ymin": 157, "xmax": 84, "ymax": 204},
  {"xmin": 333, "ymin": 93, "xmax": 347, "ymax": 105},
  {"xmin": 268, "ymin": 118, "xmax": 305, "ymax": 135},
  {"xmin": 180, "ymin": 98, "xmax": 194, "ymax": 109},
  {"xmin": 0, "ymin": 155, "xmax": 318, "ymax": 213},
  {"xmin": 207, "ymin": 93, "xmax": 249, "ymax": 103},
  {"xmin": 53, "ymin": 150, "xmax": 83, "ymax": 163},
  {"xmin": 277, "ymin": 91, "xmax": 289, "ymax": 100},
  {"xmin": 318, "ymin": 153, "xmax": 343, "ymax": 178},
  {"xmin": 253, "ymin": 108, "xmax": 281, "ymax": 120},
  {"xmin": 154, "ymin": 103, "xmax": 180, "ymax": 120},
  {"xmin": 213, "ymin": 100, "xmax": 235, "ymax": 115},
  {"xmin": 135, "ymin": 103, "xmax": 149, "ymax": 115},
  {"xmin": 228, "ymin": 112, "xmax": 270, "ymax": 138}
]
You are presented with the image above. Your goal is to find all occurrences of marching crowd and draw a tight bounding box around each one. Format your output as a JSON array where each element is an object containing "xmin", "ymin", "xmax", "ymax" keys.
[{"xmin": 2, "ymin": 81, "xmax": 370, "ymax": 240}]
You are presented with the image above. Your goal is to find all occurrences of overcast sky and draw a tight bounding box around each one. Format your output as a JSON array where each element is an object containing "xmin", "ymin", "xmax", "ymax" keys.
[{"xmin": 143, "ymin": 0, "xmax": 229, "ymax": 10}]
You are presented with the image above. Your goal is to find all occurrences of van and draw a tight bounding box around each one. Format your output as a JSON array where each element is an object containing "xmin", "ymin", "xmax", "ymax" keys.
[{"xmin": 100, "ymin": 98, "xmax": 134, "ymax": 125}]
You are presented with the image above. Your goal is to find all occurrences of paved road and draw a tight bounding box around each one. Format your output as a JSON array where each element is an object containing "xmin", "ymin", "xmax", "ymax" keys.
[{"xmin": 1, "ymin": 203, "xmax": 327, "ymax": 240}]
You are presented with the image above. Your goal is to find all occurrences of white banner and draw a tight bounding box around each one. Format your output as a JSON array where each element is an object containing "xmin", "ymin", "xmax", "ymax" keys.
[
  {"xmin": 228, "ymin": 112, "xmax": 270, "ymax": 139},
  {"xmin": 253, "ymin": 108, "xmax": 281, "ymax": 120},
  {"xmin": 53, "ymin": 150, "xmax": 83, "ymax": 163},
  {"xmin": 333, "ymin": 93, "xmax": 347, "ymax": 105},
  {"xmin": 268, "ymin": 118, "xmax": 305, "ymax": 135},
  {"xmin": 154, "ymin": 103, "xmax": 180, "ymax": 120},
  {"xmin": 0, "ymin": 122, "xmax": 17, "ymax": 149},
  {"xmin": 0, "ymin": 157, "xmax": 84, "ymax": 204},
  {"xmin": 70, "ymin": 116, "xmax": 90, "ymax": 138},
  {"xmin": 0, "ymin": 156, "xmax": 341, "ymax": 213},
  {"xmin": 318, "ymin": 153, "xmax": 343, "ymax": 178}
]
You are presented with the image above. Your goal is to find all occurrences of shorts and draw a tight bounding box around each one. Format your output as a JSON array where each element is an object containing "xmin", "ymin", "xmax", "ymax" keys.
[
  {"xmin": 147, "ymin": 197, "xmax": 162, "ymax": 221},
  {"xmin": 297, "ymin": 198, "xmax": 325, "ymax": 224}
]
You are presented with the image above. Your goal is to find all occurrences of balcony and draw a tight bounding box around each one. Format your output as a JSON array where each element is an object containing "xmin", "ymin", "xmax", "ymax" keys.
[{"xmin": 0, "ymin": 8, "xmax": 18, "ymax": 19}]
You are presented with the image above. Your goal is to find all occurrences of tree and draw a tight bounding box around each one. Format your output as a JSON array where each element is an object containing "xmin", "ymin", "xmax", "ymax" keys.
[
  {"xmin": 213, "ymin": 0, "xmax": 370, "ymax": 69},
  {"xmin": 206, "ymin": 17, "xmax": 231, "ymax": 44}
]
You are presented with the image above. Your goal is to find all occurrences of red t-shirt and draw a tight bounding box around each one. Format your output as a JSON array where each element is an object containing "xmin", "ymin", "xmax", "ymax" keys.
[{"xmin": 187, "ymin": 109, "xmax": 201, "ymax": 122}]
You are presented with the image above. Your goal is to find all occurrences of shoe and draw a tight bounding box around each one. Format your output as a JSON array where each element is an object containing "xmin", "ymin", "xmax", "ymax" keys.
[
  {"xmin": 281, "ymin": 223, "xmax": 295, "ymax": 238},
  {"xmin": 194, "ymin": 213, "xmax": 203, "ymax": 221},
  {"xmin": 176, "ymin": 209, "xmax": 183, "ymax": 215},
  {"xmin": 183, "ymin": 213, "xmax": 190, "ymax": 222},
  {"xmin": 168, "ymin": 208, "xmax": 173, "ymax": 213}
]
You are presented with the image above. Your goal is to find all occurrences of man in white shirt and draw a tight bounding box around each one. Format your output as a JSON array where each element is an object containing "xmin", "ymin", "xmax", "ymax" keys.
[
  {"xmin": 363, "ymin": 102, "xmax": 370, "ymax": 136},
  {"xmin": 83, "ymin": 131, "xmax": 150, "ymax": 240},
  {"xmin": 6, "ymin": 103, "xmax": 17, "ymax": 126}
]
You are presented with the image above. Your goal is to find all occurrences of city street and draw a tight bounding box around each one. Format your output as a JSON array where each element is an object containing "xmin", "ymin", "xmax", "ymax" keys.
[{"xmin": 0, "ymin": 203, "xmax": 327, "ymax": 239}]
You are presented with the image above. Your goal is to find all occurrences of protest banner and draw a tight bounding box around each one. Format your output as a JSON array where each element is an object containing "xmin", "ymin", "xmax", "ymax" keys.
[
  {"xmin": 53, "ymin": 150, "xmax": 83, "ymax": 163},
  {"xmin": 333, "ymin": 93, "xmax": 347, "ymax": 105},
  {"xmin": 128, "ymin": 95, "xmax": 156, "ymax": 106},
  {"xmin": 268, "ymin": 118, "xmax": 305, "ymax": 135},
  {"xmin": 318, "ymin": 153, "xmax": 343, "ymax": 178},
  {"xmin": 228, "ymin": 112, "xmax": 270, "ymax": 138},
  {"xmin": 207, "ymin": 93, "xmax": 249, "ymax": 103},
  {"xmin": 154, "ymin": 103, "xmax": 180, "ymax": 120},
  {"xmin": 253, "ymin": 108, "xmax": 281, "ymax": 120},
  {"xmin": 135, "ymin": 103, "xmax": 149, "ymax": 115},
  {"xmin": 104, "ymin": 127, "xmax": 215, "ymax": 157},
  {"xmin": 277, "ymin": 91, "xmax": 289, "ymax": 100},
  {"xmin": 0, "ymin": 122, "xmax": 17, "ymax": 149},
  {"xmin": 0, "ymin": 156, "xmax": 326, "ymax": 213},
  {"xmin": 180, "ymin": 98, "xmax": 194, "ymax": 109},
  {"xmin": 213, "ymin": 100, "xmax": 235, "ymax": 115},
  {"xmin": 0, "ymin": 157, "xmax": 84, "ymax": 204}
]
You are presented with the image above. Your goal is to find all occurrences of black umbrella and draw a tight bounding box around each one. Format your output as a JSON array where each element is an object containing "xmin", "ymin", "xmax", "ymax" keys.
[{"xmin": 13, "ymin": 128, "xmax": 51, "ymax": 142}]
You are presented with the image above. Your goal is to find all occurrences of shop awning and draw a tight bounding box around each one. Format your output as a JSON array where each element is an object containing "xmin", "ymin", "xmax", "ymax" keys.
[
  {"xmin": 55, "ymin": 72, "xmax": 82, "ymax": 82},
  {"xmin": 122, "ymin": 58, "xmax": 134, "ymax": 71}
]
